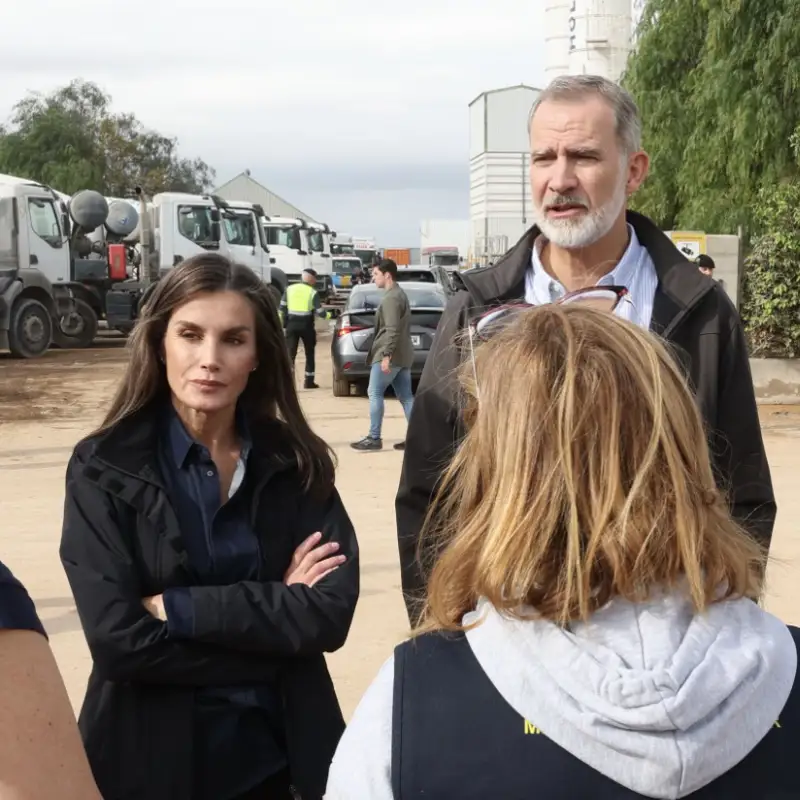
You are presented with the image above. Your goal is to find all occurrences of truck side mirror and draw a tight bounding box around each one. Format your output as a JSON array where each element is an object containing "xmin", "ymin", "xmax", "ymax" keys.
[
  {"xmin": 210, "ymin": 221, "xmax": 221, "ymax": 241},
  {"xmin": 210, "ymin": 208, "xmax": 220, "ymax": 222},
  {"xmin": 61, "ymin": 212, "xmax": 71, "ymax": 238}
]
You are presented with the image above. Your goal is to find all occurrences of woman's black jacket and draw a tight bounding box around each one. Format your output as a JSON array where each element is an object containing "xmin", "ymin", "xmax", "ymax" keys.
[{"xmin": 59, "ymin": 407, "xmax": 359, "ymax": 800}]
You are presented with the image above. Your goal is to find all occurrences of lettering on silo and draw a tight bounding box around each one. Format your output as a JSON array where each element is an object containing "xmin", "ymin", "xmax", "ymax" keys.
[{"xmin": 568, "ymin": 0, "xmax": 577, "ymax": 50}]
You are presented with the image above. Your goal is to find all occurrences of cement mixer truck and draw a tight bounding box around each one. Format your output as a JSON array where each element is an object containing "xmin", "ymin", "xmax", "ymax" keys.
[
  {"xmin": 0, "ymin": 174, "xmax": 79, "ymax": 358},
  {"xmin": 103, "ymin": 192, "xmax": 288, "ymax": 331},
  {"xmin": 55, "ymin": 190, "xmax": 141, "ymax": 347}
]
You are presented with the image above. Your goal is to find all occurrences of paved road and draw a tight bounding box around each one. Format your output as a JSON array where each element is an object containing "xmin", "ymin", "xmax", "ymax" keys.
[{"xmin": 0, "ymin": 337, "xmax": 798, "ymax": 719}]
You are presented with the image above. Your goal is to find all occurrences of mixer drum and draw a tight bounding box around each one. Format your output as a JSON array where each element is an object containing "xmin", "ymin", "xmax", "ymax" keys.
[
  {"xmin": 105, "ymin": 200, "xmax": 139, "ymax": 237},
  {"xmin": 69, "ymin": 190, "xmax": 109, "ymax": 233}
]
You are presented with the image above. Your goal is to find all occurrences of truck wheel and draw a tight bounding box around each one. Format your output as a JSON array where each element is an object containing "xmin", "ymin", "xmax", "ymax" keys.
[
  {"xmin": 332, "ymin": 370, "xmax": 351, "ymax": 397},
  {"xmin": 8, "ymin": 298, "xmax": 53, "ymax": 359},
  {"xmin": 54, "ymin": 299, "xmax": 98, "ymax": 349}
]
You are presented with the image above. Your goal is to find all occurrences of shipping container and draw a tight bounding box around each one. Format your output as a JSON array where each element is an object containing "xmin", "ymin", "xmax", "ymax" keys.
[{"xmin": 384, "ymin": 248, "xmax": 411, "ymax": 265}]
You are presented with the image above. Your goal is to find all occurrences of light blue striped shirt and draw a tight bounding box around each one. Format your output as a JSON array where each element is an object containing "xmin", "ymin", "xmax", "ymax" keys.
[{"xmin": 525, "ymin": 225, "xmax": 658, "ymax": 329}]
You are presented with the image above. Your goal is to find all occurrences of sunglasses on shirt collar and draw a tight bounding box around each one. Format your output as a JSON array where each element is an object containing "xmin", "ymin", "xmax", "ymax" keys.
[{"xmin": 470, "ymin": 285, "xmax": 630, "ymax": 342}]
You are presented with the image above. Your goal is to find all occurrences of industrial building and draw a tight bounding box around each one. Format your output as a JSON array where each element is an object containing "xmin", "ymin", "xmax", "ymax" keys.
[
  {"xmin": 214, "ymin": 170, "xmax": 317, "ymax": 222},
  {"xmin": 468, "ymin": 84, "xmax": 541, "ymax": 266}
]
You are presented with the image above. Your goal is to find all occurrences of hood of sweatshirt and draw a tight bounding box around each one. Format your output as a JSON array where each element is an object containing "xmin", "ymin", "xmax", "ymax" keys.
[{"xmin": 463, "ymin": 591, "xmax": 796, "ymax": 798}]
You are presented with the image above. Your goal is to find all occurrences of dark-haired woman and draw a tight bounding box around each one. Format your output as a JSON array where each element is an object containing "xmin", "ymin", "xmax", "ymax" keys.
[{"xmin": 60, "ymin": 254, "xmax": 359, "ymax": 800}]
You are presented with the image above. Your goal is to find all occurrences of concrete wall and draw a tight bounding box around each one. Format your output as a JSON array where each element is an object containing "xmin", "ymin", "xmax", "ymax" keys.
[{"xmin": 751, "ymin": 359, "xmax": 800, "ymax": 404}]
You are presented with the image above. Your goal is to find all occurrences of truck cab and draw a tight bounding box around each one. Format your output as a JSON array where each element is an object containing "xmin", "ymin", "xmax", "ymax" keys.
[
  {"xmin": 158, "ymin": 192, "xmax": 264, "ymax": 273},
  {"xmin": 105, "ymin": 192, "xmax": 288, "ymax": 330},
  {"xmin": 0, "ymin": 175, "xmax": 77, "ymax": 357},
  {"xmin": 132, "ymin": 193, "xmax": 278, "ymax": 286},
  {"xmin": 261, "ymin": 216, "xmax": 314, "ymax": 285},
  {"xmin": 223, "ymin": 199, "xmax": 288, "ymax": 300},
  {"xmin": 353, "ymin": 236, "xmax": 380, "ymax": 269},
  {"xmin": 330, "ymin": 255, "xmax": 364, "ymax": 304},
  {"xmin": 331, "ymin": 232, "xmax": 355, "ymax": 256},
  {"xmin": 306, "ymin": 222, "xmax": 334, "ymax": 294},
  {"xmin": 423, "ymin": 246, "xmax": 461, "ymax": 268}
]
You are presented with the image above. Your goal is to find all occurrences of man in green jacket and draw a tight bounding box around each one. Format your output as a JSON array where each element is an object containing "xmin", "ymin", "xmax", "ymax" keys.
[{"xmin": 351, "ymin": 258, "xmax": 414, "ymax": 451}]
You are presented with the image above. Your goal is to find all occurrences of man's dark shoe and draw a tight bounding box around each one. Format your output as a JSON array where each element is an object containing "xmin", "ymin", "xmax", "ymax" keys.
[
  {"xmin": 393, "ymin": 441, "xmax": 405, "ymax": 451},
  {"xmin": 350, "ymin": 437, "xmax": 383, "ymax": 451},
  {"xmin": 304, "ymin": 378, "xmax": 319, "ymax": 389}
]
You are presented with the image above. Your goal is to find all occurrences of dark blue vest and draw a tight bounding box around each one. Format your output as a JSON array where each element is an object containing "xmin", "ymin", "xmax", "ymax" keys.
[{"xmin": 391, "ymin": 628, "xmax": 800, "ymax": 799}]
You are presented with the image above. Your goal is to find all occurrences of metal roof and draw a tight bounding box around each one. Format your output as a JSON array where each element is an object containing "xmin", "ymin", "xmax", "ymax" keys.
[
  {"xmin": 468, "ymin": 83, "xmax": 542, "ymax": 107},
  {"xmin": 214, "ymin": 171, "xmax": 317, "ymax": 223}
]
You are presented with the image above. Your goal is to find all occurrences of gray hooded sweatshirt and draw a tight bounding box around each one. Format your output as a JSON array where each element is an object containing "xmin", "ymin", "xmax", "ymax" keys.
[{"xmin": 325, "ymin": 591, "xmax": 796, "ymax": 799}]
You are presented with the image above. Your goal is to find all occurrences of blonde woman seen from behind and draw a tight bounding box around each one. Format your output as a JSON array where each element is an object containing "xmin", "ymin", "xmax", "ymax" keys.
[{"xmin": 326, "ymin": 305, "xmax": 799, "ymax": 799}]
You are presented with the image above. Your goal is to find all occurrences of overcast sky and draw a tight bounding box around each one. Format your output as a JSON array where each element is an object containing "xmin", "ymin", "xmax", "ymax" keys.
[{"xmin": 2, "ymin": 0, "xmax": 546, "ymax": 244}]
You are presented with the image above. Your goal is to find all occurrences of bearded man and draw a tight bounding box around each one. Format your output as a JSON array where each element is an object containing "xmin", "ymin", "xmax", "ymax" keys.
[{"xmin": 395, "ymin": 74, "xmax": 775, "ymax": 623}]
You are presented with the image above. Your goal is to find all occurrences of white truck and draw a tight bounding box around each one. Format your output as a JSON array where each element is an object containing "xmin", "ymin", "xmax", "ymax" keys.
[
  {"xmin": 306, "ymin": 221, "xmax": 334, "ymax": 284},
  {"xmin": 352, "ymin": 236, "xmax": 380, "ymax": 269},
  {"xmin": 422, "ymin": 245, "xmax": 461, "ymax": 268},
  {"xmin": 104, "ymin": 192, "xmax": 288, "ymax": 331},
  {"xmin": 331, "ymin": 232, "xmax": 355, "ymax": 256},
  {"xmin": 0, "ymin": 174, "xmax": 80, "ymax": 358},
  {"xmin": 260, "ymin": 216, "xmax": 335, "ymax": 298}
]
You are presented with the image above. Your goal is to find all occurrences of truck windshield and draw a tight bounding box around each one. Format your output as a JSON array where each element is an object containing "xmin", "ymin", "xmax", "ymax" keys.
[
  {"xmin": 308, "ymin": 230, "xmax": 324, "ymax": 252},
  {"xmin": 223, "ymin": 213, "xmax": 256, "ymax": 247},
  {"xmin": 265, "ymin": 226, "xmax": 301, "ymax": 250},
  {"xmin": 432, "ymin": 254, "xmax": 459, "ymax": 267},
  {"xmin": 331, "ymin": 243, "xmax": 354, "ymax": 255},
  {"xmin": 333, "ymin": 259, "xmax": 360, "ymax": 274},
  {"xmin": 355, "ymin": 249, "xmax": 376, "ymax": 267},
  {"xmin": 177, "ymin": 205, "xmax": 217, "ymax": 248}
]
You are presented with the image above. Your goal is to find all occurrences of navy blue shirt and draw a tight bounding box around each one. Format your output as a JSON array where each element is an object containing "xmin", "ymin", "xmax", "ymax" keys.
[
  {"xmin": 157, "ymin": 406, "xmax": 286, "ymax": 800},
  {"xmin": 0, "ymin": 560, "xmax": 46, "ymax": 636}
]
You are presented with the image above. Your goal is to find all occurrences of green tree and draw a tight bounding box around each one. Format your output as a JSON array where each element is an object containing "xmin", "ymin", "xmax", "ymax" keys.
[
  {"xmin": 740, "ymin": 126, "xmax": 800, "ymax": 358},
  {"xmin": 622, "ymin": 0, "xmax": 709, "ymax": 230},
  {"xmin": 0, "ymin": 79, "xmax": 215, "ymax": 196},
  {"xmin": 623, "ymin": 0, "xmax": 800, "ymax": 239}
]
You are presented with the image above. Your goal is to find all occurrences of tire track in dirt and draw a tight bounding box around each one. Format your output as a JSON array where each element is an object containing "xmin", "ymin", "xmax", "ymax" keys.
[{"xmin": 0, "ymin": 340, "xmax": 128, "ymax": 423}]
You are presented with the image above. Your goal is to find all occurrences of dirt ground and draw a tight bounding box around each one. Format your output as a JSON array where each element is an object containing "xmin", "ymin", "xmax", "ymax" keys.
[{"xmin": 1, "ymin": 334, "xmax": 799, "ymax": 719}]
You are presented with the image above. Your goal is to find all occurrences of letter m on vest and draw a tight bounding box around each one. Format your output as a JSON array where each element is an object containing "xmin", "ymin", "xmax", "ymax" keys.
[{"xmin": 524, "ymin": 719, "xmax": 541, "ymax": 735}]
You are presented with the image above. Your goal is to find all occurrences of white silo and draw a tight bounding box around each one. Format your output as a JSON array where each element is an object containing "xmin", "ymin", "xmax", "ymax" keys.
[
  {"xmin": 544, "ymin": 0, "xmax": 571, "ymax": 81},
  {"xmin": 567, "ymin": 0, "xmax": 633, "ymax": 82},
  {"xmin": 468, "ymin": 85, "xmax": 541, "ymax": 265}
]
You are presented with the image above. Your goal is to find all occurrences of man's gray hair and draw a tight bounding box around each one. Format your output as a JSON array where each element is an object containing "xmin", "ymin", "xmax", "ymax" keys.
[{"xmin": 527, "ymin": 75, "xmax": 642, "ymax": 155}]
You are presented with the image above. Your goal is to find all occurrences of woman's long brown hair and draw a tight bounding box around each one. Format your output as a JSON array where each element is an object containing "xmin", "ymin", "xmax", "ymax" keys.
[
  {"xmin": 93, "ymin": 253, "xmax": 335, "ymax": 494},
  {"xmin": 418, "ymin": 304, "xmax": 764, "ymax": 632}
]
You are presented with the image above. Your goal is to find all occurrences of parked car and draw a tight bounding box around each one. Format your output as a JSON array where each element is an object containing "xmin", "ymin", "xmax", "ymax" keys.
[
  {"xmin": 395, "ymin": 265, "xmax": 458, "ymax": 295},
  {"xmin": 330, "ymin": 282, "xmax": 447, "ymax": 397}
]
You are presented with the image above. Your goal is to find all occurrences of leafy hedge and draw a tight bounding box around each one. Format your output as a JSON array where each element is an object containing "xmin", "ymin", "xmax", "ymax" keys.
[{"xmin": 741, "ymin": 180, "xmax": 800, "ymax": 358}]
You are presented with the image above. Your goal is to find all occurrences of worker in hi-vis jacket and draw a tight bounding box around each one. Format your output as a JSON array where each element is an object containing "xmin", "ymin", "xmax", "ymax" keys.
[{"xmin": 279, "ymin": 268, "xmax": 330, "ymax": 389}]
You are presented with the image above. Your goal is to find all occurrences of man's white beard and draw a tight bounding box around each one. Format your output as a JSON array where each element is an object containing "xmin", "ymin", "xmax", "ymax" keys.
[{"xmin": 532, "ymin": 172, "xmax": 628, "ymax": 249}]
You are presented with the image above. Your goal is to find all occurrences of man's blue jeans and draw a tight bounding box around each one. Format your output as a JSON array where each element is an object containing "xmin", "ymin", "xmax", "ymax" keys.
[{"xmin": 368, "ymin": 362, "xmax": 414, "ymax": 440}]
